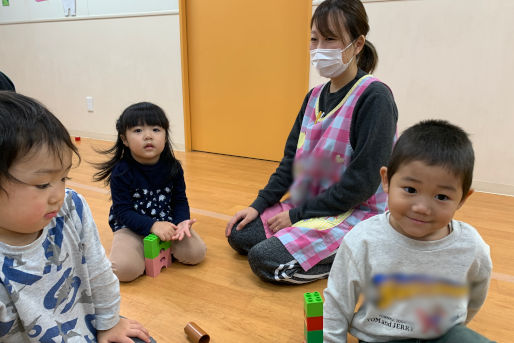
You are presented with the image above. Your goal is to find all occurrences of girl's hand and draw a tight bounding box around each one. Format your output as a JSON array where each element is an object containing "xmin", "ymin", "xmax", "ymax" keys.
[
  {"xmin": 97, "ymin": 317, "xmax": 151, "ymax": 343},
  {"xmin": 267, "ymin": 210, "xmax": 292, "ymax": 233},
  {"xmin": 150, "ymin": 221, "xmax": 177, "ymax": 241},
  {"xmin": 225, "ymin": 207, "xmax": 259, "ymax": 237},
  {"xmin": 172, "ymin": 219, "xmax": 196, "ymax": 241}
]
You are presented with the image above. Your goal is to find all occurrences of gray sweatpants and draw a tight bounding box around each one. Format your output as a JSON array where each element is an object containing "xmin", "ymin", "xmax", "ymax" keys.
[{"xmin": 227, "ymin": 217, "xmax": 335, "ymax": 284}]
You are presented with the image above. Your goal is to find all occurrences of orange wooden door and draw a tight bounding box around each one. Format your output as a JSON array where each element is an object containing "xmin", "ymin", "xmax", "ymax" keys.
[{"xmin": 181, "ymin": 0, "xmax": 311, "ymax": 161}]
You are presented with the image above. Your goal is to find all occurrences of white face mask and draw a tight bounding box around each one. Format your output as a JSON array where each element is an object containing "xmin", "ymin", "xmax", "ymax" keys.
[{"xmin": 310, "ymin": 42, "xmax": 355, "ymax": 78}]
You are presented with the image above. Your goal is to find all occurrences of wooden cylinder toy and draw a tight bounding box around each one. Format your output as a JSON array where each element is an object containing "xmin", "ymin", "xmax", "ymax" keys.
[{"xmin": 184, "ymin": 322, "xmax": 210, "ymax": 343}]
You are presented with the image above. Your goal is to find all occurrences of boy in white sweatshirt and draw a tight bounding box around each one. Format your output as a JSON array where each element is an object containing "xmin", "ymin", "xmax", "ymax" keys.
[{"xmin": 324, "ymin": 120, "xmax": 494, "ymax": 343}]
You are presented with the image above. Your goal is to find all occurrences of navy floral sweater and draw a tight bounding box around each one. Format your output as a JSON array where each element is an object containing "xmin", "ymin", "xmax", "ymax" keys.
[{"xmin": 108, "ymin": 156, "xmax": 189, "ymax": 236}]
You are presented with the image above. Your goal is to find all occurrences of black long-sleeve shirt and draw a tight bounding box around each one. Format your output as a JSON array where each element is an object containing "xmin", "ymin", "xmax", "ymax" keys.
[
  {"xmin": 108, "ymin": 156, "xmax": 190, "ymax": 236},
  {"xmin": 251, "ymin": 70, "xmax": 398, "ymax": 224}
]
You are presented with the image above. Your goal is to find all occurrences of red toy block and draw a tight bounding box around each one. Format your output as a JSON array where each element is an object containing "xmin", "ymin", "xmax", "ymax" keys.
[
  {"xmin": 305, "ymin": 315, "xmax": 323, "ymax": 331},
  {"xmin": 74, "ymin": 136, "xmax": 81, "ymax": 141},
  {"xmin": 145, "ymin": 247, "xmax": 172, "ymax": 277}
]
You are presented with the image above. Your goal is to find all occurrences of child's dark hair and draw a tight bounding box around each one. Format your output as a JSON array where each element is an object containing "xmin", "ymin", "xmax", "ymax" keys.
[
  {"xmin": 312, "ymin": 0, "xmax": 378, "ymax": 73},
  {"xmin": 387, "ymin": 120, "xmax": 474, "ymax": 200},
  {"xmin": 0, "ymin": 91, "xmax": 80, "ymax": 193},
  {"xmin": 0, "ymin": 71, "xmax": 15, "ymax": 92},
  {"xmin": 93, "ymin": 102, "xmax": 180, "ymax": 185}
]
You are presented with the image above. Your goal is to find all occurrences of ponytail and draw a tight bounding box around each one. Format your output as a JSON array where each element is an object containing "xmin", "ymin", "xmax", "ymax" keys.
[{"xmin": 358, "ymin": 40, "xmax": 378, "ymax": 74}]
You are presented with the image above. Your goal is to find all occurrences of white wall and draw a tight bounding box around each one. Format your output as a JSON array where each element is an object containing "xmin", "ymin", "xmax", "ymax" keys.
[
  {"xmin": 0, "ymin": 12, "xmax": 185, "ymax": 150},
  {"xmin": 1, "ymin": 0, "xmax": 513, "ymax": 195},
  {"xmin": 311, "ymin": 0, "xmax": 514, "ymax": 196},
  {"xmin": 0, "ymin": 0, "xmax": 179, "ymax": 22}
]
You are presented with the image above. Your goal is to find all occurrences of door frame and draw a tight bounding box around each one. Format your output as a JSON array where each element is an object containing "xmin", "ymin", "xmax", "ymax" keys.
[{"xmin": 179, "ymin": 0, "xmax": 192, "ymax": 151}]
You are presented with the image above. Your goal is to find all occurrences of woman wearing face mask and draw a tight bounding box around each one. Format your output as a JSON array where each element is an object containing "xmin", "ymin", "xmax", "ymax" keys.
[{"xmin": 226, "ymin": 0, "xmax": 398, "ymax": 284}]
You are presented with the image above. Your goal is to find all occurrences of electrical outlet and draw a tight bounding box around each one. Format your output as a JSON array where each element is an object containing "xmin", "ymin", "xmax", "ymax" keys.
[{"xmin": 86, "ymin": 96, "xmax": 94, "ymax": 112}]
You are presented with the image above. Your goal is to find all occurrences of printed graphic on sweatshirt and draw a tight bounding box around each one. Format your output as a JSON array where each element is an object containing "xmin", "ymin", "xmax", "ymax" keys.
[
  {"xmin": 365, "ymin": 273, "xmax": 468, "ymax": 334},
  {"xmin": 0, "ymin": 191, "xmax": 96, "ymax": 341},
  {"xmin": 370, "ymin": 273, "xmax": 468, "ymax": 309}
]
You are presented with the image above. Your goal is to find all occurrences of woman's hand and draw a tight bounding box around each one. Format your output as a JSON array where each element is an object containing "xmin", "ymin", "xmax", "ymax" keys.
[
  {"xmin": 225, "ymin": 207, "xmax": 259, "ymax": 237},
  {"xmin": 97, "ymin": 317, "xmax": 151, "ymax": 343},
  {"xmin": 267, "ymin": 210, "xmax": 292, "ymax": 233},
  {"xmin": 150, "ymin": 221, "xmax": 177, "ymax": 241},
  {"xmin": 172, "ymin": 219, "xmax": 196, "ymax": 241}
]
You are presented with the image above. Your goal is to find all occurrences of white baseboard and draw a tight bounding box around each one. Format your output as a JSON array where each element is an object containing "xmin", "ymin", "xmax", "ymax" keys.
[
  {"xmin": 473, "ymin": 181, "xmax": 514, "ymax": 197},
  {"xmin": 69, "ymin": 130, "xmax": 117, "ymax": 142},
  {"xmin": 69, "ymin": 130, "xmax": 186, "ymax": 152}
]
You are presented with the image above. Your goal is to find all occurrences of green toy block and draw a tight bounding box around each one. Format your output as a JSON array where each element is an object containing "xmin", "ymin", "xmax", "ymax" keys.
[
  {"xmin": 144, "ymin": 233, "xmax": 171, "ymax": 259},
  {"xmin": 304, "ymin": 291, "xmax": 323, "ymax": 318},
  {"xmin": 304, "ymin": 323, "xmax": 323, "ymax": 343},
  {"xmin": 144, "ymin": 234, "xmax": 160, "ymax": 259}
]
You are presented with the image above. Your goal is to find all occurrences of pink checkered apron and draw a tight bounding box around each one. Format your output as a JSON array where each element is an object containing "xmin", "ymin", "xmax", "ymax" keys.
[{"xmin": 260, "ymin": 75, "xmax": 389, "ymax": 271}]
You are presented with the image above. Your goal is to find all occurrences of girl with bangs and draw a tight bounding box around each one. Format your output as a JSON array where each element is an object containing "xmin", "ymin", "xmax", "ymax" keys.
[{"xmin": 95, "ymin": 102, "xmax": 206, "ymax": 282}]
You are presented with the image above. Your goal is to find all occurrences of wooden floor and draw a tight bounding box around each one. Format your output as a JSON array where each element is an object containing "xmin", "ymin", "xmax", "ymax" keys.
[{"xmin": 69, "ymin": 138, "xmax": 514, "ymax": 343}]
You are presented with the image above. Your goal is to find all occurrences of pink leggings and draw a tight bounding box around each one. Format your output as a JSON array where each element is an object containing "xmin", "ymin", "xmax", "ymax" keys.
[{"xmin": 109, "ymin": 228, "xmax": 206, "ymax": 282}]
